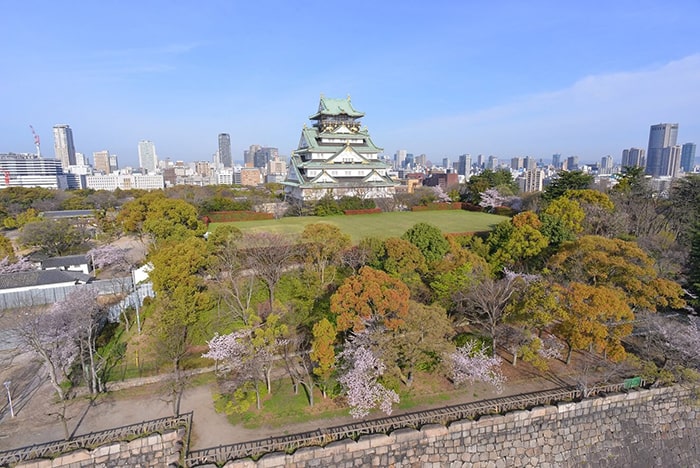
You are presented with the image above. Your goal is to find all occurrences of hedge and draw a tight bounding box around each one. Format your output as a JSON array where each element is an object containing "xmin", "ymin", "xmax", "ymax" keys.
[
  {"xmin": 205, "ymin": 211, "xmax": 274, "ymax": 223},
  {"xmin": 343, "ymin": 208, "xmax": 383, "ymax": 215},
  {"xmin": 411, "ymin": 202, "xmax": 462, "ymax": 212}
]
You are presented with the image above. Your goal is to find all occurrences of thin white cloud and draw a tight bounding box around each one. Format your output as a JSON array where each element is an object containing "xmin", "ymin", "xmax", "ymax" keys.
[{"xmin": 393, "ymin": 54, "xmax": 700, "ymax": 159}]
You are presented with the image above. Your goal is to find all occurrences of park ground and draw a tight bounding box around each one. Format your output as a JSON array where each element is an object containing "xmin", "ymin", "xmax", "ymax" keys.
[{"xmin": 0, "ymin": 343, "xmax": 599, "ymax": 453}]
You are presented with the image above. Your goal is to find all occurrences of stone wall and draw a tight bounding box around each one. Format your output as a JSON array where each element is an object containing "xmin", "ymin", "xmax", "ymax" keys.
[
  {"xmin": 14, "ymin": 427, "xmax": 186, "ymax": 468},
  {"xmin": 218, "ymin": 386, "xmax": 700, "ymax": 468}
]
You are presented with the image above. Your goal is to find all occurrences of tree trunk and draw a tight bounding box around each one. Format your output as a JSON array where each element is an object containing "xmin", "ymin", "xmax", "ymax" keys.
[
  {"xmin": 265, "ymin": 367, "xmax": 272, "ymax": 394},
  {"xmin": 512, "ymin": 351, "xmax": 518, "ymax": 367},
  {"xmin": 566, "ymin": 344, "xmax": 573, "ymax": 365}
]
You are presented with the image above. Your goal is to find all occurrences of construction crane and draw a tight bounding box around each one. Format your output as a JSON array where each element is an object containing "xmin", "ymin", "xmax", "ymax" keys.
[{"xmin": 29, "ymin": 125, "xmax": 41, "ymax": 157}]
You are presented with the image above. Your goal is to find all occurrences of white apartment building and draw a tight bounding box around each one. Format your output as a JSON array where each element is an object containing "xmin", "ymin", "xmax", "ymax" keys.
[{"xmin": 86, "ymin": 173, "xmax": 164, "ymax": 191}]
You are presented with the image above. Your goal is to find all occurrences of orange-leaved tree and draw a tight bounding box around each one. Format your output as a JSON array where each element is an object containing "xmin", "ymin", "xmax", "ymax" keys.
[{"xmin": 331, "ymin": 266, "xmax": 410, "ymax": 333}]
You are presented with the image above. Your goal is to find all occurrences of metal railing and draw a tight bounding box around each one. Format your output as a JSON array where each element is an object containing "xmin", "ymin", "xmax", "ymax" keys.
[
  {"xmin": 0, "ymin": 412, "xmax": 192, "ymax": 466},
  {"xmin": 185, "ymin": 380, "xmax": 642, "ymax": 466}
]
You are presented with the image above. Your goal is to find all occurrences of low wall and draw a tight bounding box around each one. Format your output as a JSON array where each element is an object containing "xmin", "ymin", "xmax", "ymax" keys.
[
  {"xmin": 217, "ymin": 386, "xmax": 700, "ymax": 468},
  {"xmin": 14, "ymin": 429, "xmax": 186, "ymax": 468}
]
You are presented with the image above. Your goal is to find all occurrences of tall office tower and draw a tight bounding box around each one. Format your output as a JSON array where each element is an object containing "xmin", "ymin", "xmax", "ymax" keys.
[
  {"xmin": 487, "ymin": 155, "xmax": 498, "ymax": 170},
  {"xmin": 681, "ymin": 143, "xmax": 696, "ymax": 173},
  {"xmin": 109, "ymin": 154, "xmax": 119, "ymax": 172},
  {"xmin": 476, "ymin": 154, "xmax": 484, "ymax": 168},
  {"xmin": 218, "ymin": 133, "xmax": 232, "ymax": 168},
  {"xmin": 458, "ymin": 154, "xmax": 471, "ymax": 176},
  {"xmin": 253, "ymin": 147, "xmax": 279, "ymax": 169},
  {"xmin": 551, "ymin": 153, "xmax": 561, "ymax": 169},
  {"xmin": 660, "ymin": 145, "xmax": 682, "ymax": 178},
  {"xmin": 93, "ymin": 150, "xmax": 111, "ymax": 173},
  {"xmin": 600, "ymin": 155, "xmax": 614, "ymax": 175},
  {"xmin": 442, "ymin": 157, "xmax": 451, "ymax": 170},
  {"xmin": 405, "ymin": 153, "xmax": 415, "ymax": 169},
  {"xmin": 138, "ymin": 140, "xmax": 158, "ymax": 173},
  {"xmin": 53, "ymin": 124, "xmax": 76, "ymax": 168},
  {"xmin": 646, "ymin": 123, "xmax": 679, "ymax": 176},
  {"xmin": 394, "ymin": 149, "xmax": 407, "ymax": 169},
  {"xmin": 524, "ymin": 156, "xmax": 537, "ymax": 170},
  {"xmin": 415, "ymin": 154, "xmax": 427, "ymax": 167},
  {"xmin": 511, "ymin": 157, "xmax": 523, "ymax": 170},
  {"xmin": 244, "ymin": 144, "xmax": 261, "ymax": 168},
  {"xmin": 75, "ymin": 152, "xmax": 86, "ymax": 166},
  {"xmin": 621, "ymin": 147, "xmax": 646, "ymax": 168},
  {"xmin": 566, "ymin": 156, "xmax": 579, "ymax": 171}
]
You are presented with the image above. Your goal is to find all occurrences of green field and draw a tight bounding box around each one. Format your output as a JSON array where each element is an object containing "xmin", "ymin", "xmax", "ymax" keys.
[{"xmin": 210, "ymin": 210, "xmax": 507, "ymax": 242}]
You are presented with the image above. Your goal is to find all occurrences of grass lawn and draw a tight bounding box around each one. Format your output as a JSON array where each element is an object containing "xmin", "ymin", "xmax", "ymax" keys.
[{"xmin": 210, "ymin": 210, "xmax": 507, "ymax": 242}]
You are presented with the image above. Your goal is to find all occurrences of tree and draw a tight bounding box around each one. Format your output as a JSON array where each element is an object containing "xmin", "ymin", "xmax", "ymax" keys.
[
  {"xmin": 148, "ymin": 237, "xmax": 212, "ymax": 415},
  {"xmin": 487, "ymin": 213, "xmax": 549, "ymax": 270},
  {"xmin": 142, "ymin": 197, "xmax": 206, "ymax": 242},
  {"xmin": 300, "ymin": 223, "xmax": 351, "ymax": 286},
  {"xmin": 542, "ymin": 198, "xmax": 585, "ymax": 236},
  {"xmin": 87, "ymin": 244, "xmax": 129, "ymax": 270},
  {"xmin": 381, "ymin": 237, "xmax": 427, "ymax": 277},
  {"xmin": 19, "ymin": 218, "xmax": 89, "ymax": 256},
  {"xmin": 0, "ymin": 256, "xmax": 35, "ymax": 274},
  {"xmin": 237, "ymin": 232, "xmax": 299, "ymax": 309},
  {"xmin": 449, "ymin": 339, "xmax": 506, "ymax": 392},
  {"xmin": 336, "ymin": 331, "xmax": 400, "ymax": 418},
  {"xmin": 331, "ymin": 266, "xmax": 410, "ymax": 333},
  {"xmin": 554, "ymin": 282, "xmax": 634, "ymax": 364},
  {"xmin": 548, "ymin": 235, "xmax": 685, "ymax": 312},
  {"xmin": 401, "ymin": 222, "xmax": 450, "ymax": 264},
  {"xmin": 55, "ymin": 286, "xmax": 107, "ymax": 394},
  {"xmin": 0, "ymin": 233, "xmax": 15, "ymax": 262},
  {"xmin": 12, "ymin": 306, "xmax": 77, "ymax": 439},
  {"xmin": 542, "ymin": 170, "xmax": 593, "ymax": 201},
  {"xmin": 203, "ymin": 329, "xmax": 268, "ymax": 410},
  {"xmin": 382, "ymin": 301, "xmax": 455, "ymax": 387},
  {"xmin": 454, "ymin": 272, "xmax": 521, "ymax": 354},
  {"xmin": 204, "ymin": 314, "xmax": 287, "ymax": 409},
  {"xmin": 310, "ymin": 318, "xmax": 336, "ymax": 398}
]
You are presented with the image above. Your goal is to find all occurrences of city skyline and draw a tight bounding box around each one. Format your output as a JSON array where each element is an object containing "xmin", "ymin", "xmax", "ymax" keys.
[{"xmin": 2, "ymin": 1, "xmax": 699, "ymax": 168}]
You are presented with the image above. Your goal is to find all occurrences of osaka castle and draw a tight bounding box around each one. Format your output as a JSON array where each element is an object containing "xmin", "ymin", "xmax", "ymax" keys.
[{"xmin": 283, "ymin": 95, "xmax": 397, "ymax": 202}]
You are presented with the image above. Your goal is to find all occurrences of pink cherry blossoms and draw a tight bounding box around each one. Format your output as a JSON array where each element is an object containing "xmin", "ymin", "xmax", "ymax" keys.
[
  {"xmin": 337, "ymin": 337, "xmax": 399, "ymax": 419},
  {"xmin": 450, "ymin": 339, "xmax": 506, "ymax": 393}
]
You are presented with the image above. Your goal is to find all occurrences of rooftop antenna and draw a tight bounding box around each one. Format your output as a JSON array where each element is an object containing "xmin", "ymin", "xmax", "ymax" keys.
[{"xmin": 29, "ymin": 125, "xmax": 41, "ymax": 157}]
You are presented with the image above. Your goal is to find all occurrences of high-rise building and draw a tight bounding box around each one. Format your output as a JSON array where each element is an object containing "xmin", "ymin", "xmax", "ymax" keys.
[
  {"xmin": 518, "ymin": 169, "xmax": 544, "ymax": 193},
  {"xmin": 511, "ymin": 157, "xmax": 523, "ymax": 170},
  {"xmin": 565, "ymin": 156, "xmax": 579, "ymax": 171},
  {"xmin": 394, "ymin": 150, "xmax": 407, "ymax": 170},
  {"xmin": 253, "ymin": 147, "xmax": 279, "ymax": 169},
  {"xmin": 681, "ymin": 143, "xmax": 696, "ymax": 173},
  {"xmin": 486, "ymin": 155, "xmax": 498, "ymax": 170},
  {"xmin": 53, "ymin": 124, "xmax": 76, "ymax": 169},
  {"xmin": 524, "ymin": 156, "xmax": 537, "ymax": 170},
  {"xmin": 621, "ymin": 147, "xmax": 646, "ymax": 168},
  {"xmin": 458, "ymin": 154, "xmax": 471, "ymax": 176},
  {"xmin": 218, "ymin": 133, "xmax": 232, "ymax": 168},
  {"xmin": 600, "ymin": 155, "xmax": 614, "ymax": 175},
  {"xmin": 109, "ymin": 154, "xmax": 119, "ymax": 172},
  {"xmin": 660, "ymin": 145, "xmax": 682, "ymax": 178},
  {"xmin": 138, "ymin": 140, "xmax": 158, "ymax": 173},
  {"xmin": 244, "ymin": 144, "xmax": 260, "ymax": 168},
  {"xmin": 646, "ymin": 123, "xmax": 679, "ymax": 177},
  {"xmin": 93, "ymin": 150, "xmax": 111, "ymax": 174},
  {"xmin": 551, "ymin": 154, "xmax": 561, "ymax": 169}
]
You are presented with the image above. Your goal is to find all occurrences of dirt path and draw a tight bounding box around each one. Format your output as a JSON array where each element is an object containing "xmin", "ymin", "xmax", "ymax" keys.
[{"xmin": 0, "ymin": 358, "xmax": 576, "ymax": 453}]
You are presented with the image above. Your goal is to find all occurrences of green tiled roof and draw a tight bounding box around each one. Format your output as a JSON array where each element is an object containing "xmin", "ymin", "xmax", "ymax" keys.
[
  {"xmin": 297, "ymin": 127, "xmax": 383, "ymax": 153},
  {"xmin": 309, "ymin": 96, "xmax": 364, "ymax": 120}
]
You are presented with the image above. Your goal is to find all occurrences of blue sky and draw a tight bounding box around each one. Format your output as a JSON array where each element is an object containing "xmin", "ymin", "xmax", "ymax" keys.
[{"xmin": 1, "ymin": 1, "xmax": 699, "ymax": 168}]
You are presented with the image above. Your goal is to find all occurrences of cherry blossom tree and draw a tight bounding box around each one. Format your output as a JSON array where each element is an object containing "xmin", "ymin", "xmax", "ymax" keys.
[
  {"xmin": 0, "ymin": 256, "xmax": 35, "ymax": 274},
  {"xmin": 55, "ymin": 286, "xmax": 106, "ymax": 394},
  {"xmin": 449, "ymin": 339, "xmax": 506, "ymax": 393},
  {"xmin": 12, "ymin": 306, "xmax": 77, "ymax": 439},
  {"xmin": 336, "ymin": 332, "xmax": 399, "ymax": 418},
  {"xmin": 87, "ymin": 244, "xmax": 129, "ymax": 270}
]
